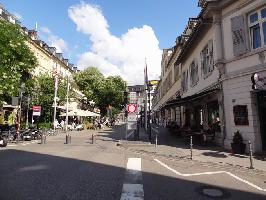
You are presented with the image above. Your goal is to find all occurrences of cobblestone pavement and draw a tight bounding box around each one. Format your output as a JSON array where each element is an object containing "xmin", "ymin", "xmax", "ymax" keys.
[{"xmin": 119, "ymin": 125, "xmax": 266, "ymax": 173}]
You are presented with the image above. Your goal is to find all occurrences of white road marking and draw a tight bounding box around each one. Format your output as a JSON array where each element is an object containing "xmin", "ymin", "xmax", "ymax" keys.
[
  {"xmin": 154, "ymin": 158, "xmax": 266, "ymax": 192},
  {"xmin": 120, "ymin": 158, "xmax": 144, "ymax": 200}
]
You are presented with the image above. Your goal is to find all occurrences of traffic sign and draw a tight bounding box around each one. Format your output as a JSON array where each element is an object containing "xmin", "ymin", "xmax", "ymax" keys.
[
  {"xmin": 127, "ymin": 113, "xmax": 137, "ymax": 122},
  {"xmin": 32, "ymin": 106, "xmax": 41, "ymax": 116},
  {"xmin": 127, "ymin": 104, "xmax": 137, "ymax": 113}
]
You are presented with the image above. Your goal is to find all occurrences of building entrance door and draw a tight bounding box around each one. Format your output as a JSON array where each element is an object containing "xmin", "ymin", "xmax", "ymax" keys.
[{"xmin": 257, "ymin": 91, "xmax": 266, "ymax": 151}]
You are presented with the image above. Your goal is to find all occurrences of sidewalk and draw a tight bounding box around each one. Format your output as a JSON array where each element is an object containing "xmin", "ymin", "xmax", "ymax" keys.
[{"xmin": 120, "ymin": 125, "xmax": 266, "ymax": 172}]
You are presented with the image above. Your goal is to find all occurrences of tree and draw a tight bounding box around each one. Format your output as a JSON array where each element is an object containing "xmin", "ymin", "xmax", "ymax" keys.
[
  {"xmin": 0, "ymin": 20, "xmax": 37, "ymax": 102},
  {"xmin": 74, "ymin": 67, "xmax": 127, "ymax": 115},
  {"xmin": 31, "ymin": 75, "xmax": 70, "ymax": 123}
]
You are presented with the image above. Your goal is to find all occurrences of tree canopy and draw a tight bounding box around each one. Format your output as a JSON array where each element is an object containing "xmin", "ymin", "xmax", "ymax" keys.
[
  {"xmin": 32, "ymin": 75, "xmax": 71, "ymax": 123},
  {"xmin": 0, "ymin": 20, "xmax": 37, "ymax": 102},
  {"xmin": 74, "ymin": 67, "xmax": 127, "ymax": 115}
]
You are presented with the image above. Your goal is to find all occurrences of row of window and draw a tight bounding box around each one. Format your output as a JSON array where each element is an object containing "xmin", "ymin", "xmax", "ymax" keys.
[{"xmin": 181, "ymin": 40, "xmax": 214, "ymax": 92}]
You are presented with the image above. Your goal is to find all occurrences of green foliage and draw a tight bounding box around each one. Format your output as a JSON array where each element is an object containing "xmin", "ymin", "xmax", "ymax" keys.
[
  {"xmin": 74, "ymin": 67, "xmax": 127, "ymax": 115},
  {"xmin": 0, "ymin": 20, "xmax": 37, "ymax": 101},
  {"xmin": 38, "ymin": 122, "xmax": 52, "ymax": 129},
  {"xmin": 31, "ymin": 75, "xmax": 70, "ymax": 123}
]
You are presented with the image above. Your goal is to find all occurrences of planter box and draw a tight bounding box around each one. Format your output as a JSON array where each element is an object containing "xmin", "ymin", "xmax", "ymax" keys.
[{"xmin": 231, "ymin": 143, "xmax": 246, "ymax": 154}]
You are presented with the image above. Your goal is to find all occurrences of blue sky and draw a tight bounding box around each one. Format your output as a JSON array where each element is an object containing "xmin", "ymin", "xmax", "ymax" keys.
[{"xmin": 1, "ymin": 0, "xmax": 201, "ymax": 85}]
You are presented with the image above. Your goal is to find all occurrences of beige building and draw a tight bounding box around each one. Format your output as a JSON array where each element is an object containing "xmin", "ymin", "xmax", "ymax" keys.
[{"xmin": 152, "ymin": 0, "xmax": 266, "ymax": 153}]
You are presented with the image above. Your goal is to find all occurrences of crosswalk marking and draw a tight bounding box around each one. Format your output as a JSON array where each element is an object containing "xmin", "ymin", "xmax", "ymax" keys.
[{"xmin": 120, "ymin": 158, "xmax": 144, "ymax": 200}]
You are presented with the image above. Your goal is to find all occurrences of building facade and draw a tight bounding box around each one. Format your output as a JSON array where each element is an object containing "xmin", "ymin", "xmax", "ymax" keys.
[{"xmin": 152, "ymin": 0, "xmax": 266, "ymax": 153}]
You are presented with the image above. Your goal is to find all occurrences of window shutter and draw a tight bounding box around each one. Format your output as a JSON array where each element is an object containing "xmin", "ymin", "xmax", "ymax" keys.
[
  {"xmin": 231, "ymin": 15, "xmax": 247, "ymax": 56},
  {"xmin": 208, "ymin": 40, "xmax": 214, "ymax": 72},
  {"xmin": 200, "ymin": 51, "xmax": 204, "ymax": 77},
  {"xmin": 195, "ymin": 60, "xmax": 199, "ymax": 82}
]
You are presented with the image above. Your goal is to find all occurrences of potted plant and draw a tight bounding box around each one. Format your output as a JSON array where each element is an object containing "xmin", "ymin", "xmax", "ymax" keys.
[{"xmin": 231, "ymin": 130, "xmax": 246, "ymax": 154}]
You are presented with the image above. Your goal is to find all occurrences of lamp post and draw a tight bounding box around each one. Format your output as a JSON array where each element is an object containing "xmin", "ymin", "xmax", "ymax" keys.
[
  {"xmin": 16, "ymin": 83, "xmax": 25, "ymax": 144},
  {"xmin": 148, "ymin": 83, "xmax": 152, "ymax": 142},
  {"xmin": 65, "ymin": 75, "xmax": 70, "ymax": 132}
]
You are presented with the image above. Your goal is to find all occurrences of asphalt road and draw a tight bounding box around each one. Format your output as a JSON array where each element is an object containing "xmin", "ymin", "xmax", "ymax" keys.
[{"xmin": 0, "ymin": 123, "xmax": 266, "ymax": 200}]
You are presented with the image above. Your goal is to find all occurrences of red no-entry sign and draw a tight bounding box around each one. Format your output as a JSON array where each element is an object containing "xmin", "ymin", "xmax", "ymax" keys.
[{"xmin": 127, "ymin": 104, "xmax": 137, "ymax": 113}]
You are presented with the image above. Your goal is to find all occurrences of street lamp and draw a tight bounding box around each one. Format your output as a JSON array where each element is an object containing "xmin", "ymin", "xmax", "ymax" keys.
[{"xmin": 17, "ymin": 83, "xmax": 25, "ymax": 143}]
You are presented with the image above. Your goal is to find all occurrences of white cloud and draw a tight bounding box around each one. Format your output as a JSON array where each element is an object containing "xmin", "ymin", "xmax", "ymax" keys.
[
  {"xmin": 40, "ymin": 26, "xmax": 51, "ymax": 34},
  {"xmin": 68, "ymin": 2, "xmax": 162, "ymax": 85},
  {"xmin": 39, "ymin": 26, "xmax": 68, "ymax": 53}
]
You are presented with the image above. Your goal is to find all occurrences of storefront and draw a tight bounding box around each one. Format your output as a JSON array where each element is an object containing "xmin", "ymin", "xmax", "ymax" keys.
[{"xmin": 256, "ymin": 91, "xmax": 266, "ymax": 151}]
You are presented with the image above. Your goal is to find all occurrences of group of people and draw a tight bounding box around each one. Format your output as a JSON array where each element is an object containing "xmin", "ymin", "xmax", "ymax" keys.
[
  {"xmin": 54, "ymin": 118, "xmax": 81, "ymax": 131},
  {"xmin": 92, "ymin": 118, "xmax": 116, "ymax": 130}
]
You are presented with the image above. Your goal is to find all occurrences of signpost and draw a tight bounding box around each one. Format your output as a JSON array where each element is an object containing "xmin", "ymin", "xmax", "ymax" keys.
[
  {"xmin": 126, "ymin": 91, "xmax": 138, "ymax": 140},
  {"xmin": 32, "ymin": 105, "xmax": 41, "ymax": 116}
]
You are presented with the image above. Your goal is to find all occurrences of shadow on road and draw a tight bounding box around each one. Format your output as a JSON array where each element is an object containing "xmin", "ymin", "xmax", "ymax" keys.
[{"xmin": 0, "ymin": 148, "xmax": 265, "ymax": 200}]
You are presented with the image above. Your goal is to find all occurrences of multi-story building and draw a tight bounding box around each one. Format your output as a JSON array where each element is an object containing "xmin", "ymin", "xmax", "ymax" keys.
[
  {"xmin": 0, "ymin": 4, "xmax": 87, "ymax": 125},
  {"xmin": 153, "ymin": 0, "xmax": 266, "ymax": 153}
]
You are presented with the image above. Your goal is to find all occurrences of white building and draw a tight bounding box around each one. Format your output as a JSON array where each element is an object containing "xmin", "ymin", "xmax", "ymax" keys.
[{"xmin": 152, "ymin": 0, "xmax": 266, "ymax": 153}]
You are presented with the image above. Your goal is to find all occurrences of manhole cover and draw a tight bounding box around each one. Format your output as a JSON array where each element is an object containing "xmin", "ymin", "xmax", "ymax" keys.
[
  {"xmin": 203, "ymin": 188, "xmax": 223, "ymax": 197},
  {"xmin": 197, "ymin": 186, "xmax": 230, "ymax": 199}
]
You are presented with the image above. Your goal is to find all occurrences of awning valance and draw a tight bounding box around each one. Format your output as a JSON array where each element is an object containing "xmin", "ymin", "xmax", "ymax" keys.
[{"xmin": 165, "ymin": 83, "xmax": 221, "ymax": 108}]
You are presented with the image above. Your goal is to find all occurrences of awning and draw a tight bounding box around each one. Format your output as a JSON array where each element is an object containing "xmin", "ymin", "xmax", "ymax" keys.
[
  {"xmin": 60, "ymin": 109, "xmax": 100, "ymax": 117},
  {"xmin": 165, "ymin": 83, "xmax": 221, "ymax": 108}
]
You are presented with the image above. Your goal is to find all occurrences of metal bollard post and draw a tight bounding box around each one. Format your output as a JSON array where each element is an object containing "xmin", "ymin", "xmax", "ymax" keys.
[
  {"xmin": 41, "ymin": 134, "xmax": 43, "ymax": 144},
  {"xmin": 190, "ymin": 136, "xmax": 193, "ymax": 160},
  {"xmin": 248, "ymin": 140, "xmax": 254, "ymax": 169},
  {"xmin": 91, "ymin": 134, "xmax": 95, "ymax": 144},
  {"xmin": 69, "ymin": 134, "xmax": 71, "ymax": 144},
  {"xmin": 65, "ymin": 134, "xmax": 69, "ymax": 144},
  {"xmin": 155, "ymin": 133, "xmax": 158, "ymax": 148}
]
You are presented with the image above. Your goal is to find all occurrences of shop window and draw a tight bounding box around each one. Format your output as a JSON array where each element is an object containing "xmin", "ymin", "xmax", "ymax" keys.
[
  {"xmin": 233, "ymin": 105, "xmax": 249, "ymax": 125},
  {"xmin": 200, "ymin": 40, "xmax": 213, "ymax": 77},
  {"xmin": 190, "ymin": 59, "xmax": 199, "ymax": 86},
  {"xmin": 249, "ymin": 7, "xmax": 266, "ymax": 49}
]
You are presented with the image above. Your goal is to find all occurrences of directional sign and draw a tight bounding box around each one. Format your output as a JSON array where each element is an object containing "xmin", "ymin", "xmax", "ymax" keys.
[{"xmin": 127, "ymin": 104, "xmax": 137, "ymax": 113}]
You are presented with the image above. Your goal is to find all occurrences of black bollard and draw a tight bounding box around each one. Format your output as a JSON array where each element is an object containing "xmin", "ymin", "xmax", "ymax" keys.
[
  {"xmin": 65, "ymin": 134, "xmax": 69, "ymax": 144},
  {"xmin": 190, "ymin": 136, "xmax": 193, "ymax": 160},
  {"xmin": 69, "ymin": 134, "xmax": 71, "ymax": 144},
  {"xmin": 249, "ymin": 140, "xmax": 254, "ymax": 169}
]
